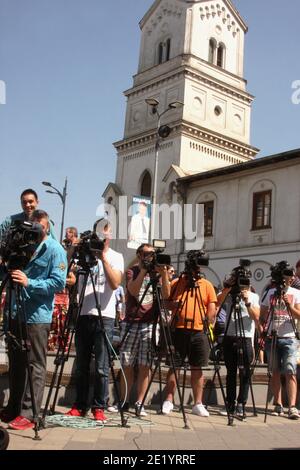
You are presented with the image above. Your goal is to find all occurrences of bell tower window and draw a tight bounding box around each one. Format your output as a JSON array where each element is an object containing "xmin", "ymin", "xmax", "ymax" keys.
[
  {"xmin": 157, "ymin": 38, "xmax": 171, "ymax": 65},
  {"xmin": 208, "ymin": 38, "xmax": 217, "ymax": 64},
  {"xmin": 217, "ymin": 43, "xmax": 225, "ymax": 68}
]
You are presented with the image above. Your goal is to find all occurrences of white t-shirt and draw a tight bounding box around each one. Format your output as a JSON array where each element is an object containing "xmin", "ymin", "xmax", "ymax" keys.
[
  {"xmin": 79, "ymin": 248, "xmax": 124, "ymax": 319},
  {"xmin": 226, "ymin": 291, "xmax": 260, "ymax": 338},
  {"xmin": 262, "ymin": 286, "xmax": 300, "ymax": 337}
]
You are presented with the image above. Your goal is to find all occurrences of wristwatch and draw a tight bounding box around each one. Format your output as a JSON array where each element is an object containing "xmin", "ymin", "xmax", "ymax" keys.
[{"xmin": 245, "ymin": 302, "xmax": 251, "ymax": 308}]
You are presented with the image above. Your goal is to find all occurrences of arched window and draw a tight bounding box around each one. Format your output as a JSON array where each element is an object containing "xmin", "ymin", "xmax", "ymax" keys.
[
  {"xmin": 141, "ymin": 171, "xmax": 152, "ymax": 197},
  {"xmin": 158, "ymin": 42, "xmax": 164, "ymax": 64},
  {"xmin": 208, "ymin": 38, "xmax": 217, "ymax": 64},
  {"xmin": 217, "ymin": 43, "xmax": 225, "ymax": 68},
  {"xmin": 166, "ymin": 38, "xmax": 171, "ymax": 61},
  {"xmin": 157, "ymin": 38, "xmax": 171, "ymax": 65}
]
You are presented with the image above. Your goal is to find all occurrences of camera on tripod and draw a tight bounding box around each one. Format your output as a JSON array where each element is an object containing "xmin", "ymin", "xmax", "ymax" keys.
[
  {"xmin": 0, "ymin": 220, "xmax": 43, "ymax": 270},
  {"xmin": 225, "ymin": 259, "xmax": 252, "ymax": 292},
  {"xmin": 142, "ymin": 240, "xmax": 171, "ymax": 273},
  {"xmin": 270, "ymin": 260, "xmax": 294, "ymax": 290},
  {"xmin": 185, "ymin": 249, "xmax": 209, "ymax": 272},
  {"xmin": 74, "ymin": 230, "xmax": 105, "ymax": 268}
]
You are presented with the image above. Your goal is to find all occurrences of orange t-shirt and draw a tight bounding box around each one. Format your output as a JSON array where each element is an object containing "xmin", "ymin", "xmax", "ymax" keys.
[{"xmin": 169, "ymin": 276, "xmax": 217, "ymax": 331}]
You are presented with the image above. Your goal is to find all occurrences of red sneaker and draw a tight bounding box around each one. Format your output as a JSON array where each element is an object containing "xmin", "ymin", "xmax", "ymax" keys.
[
  {"xmin": 65, "ymin": 407, "xmax": 86, "ymax": 417},
  {"xmin": 92, "ymin": 408, "xmax": 107, "ymax": 423},
  {"xmin": 8, "ymin": 416, "xmax": 34, "ymax": 431}
]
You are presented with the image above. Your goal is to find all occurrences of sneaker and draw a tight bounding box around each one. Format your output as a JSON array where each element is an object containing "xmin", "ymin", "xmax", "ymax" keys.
[
  {"xmin": 271, "ymin": 404, "xmax": 284, "ymax": 416},
  {"xmin": 107, "ymin": 405, "xmax": 119, "ymax": 413},
  {"xmin": 8, "ymin": 416, "xmax": 34, "ymax": 431},
  {"xmin": 288, "ymin": 406, "xmax": 300, "ymax": 420},
  {"xmin": 65, "ymin": 407, "xmax": 86, "ymax": 417},
  {"xmin": 192, "ymin": 403, "xmax": 209, "ymax": 417},
  {"xmin": 92, "ymin": 408, "xmax": 107, "ymax": 423},
  {"xmin": 162, "ymin": 400, "xmax": 174, "ymax": 415},
  {"xmin": 236, "ymin": 403, "xmax": 246, "ymax": 419},
  {"xmin": 135, "ymin": 401, "xmax": 147, "ymax": 417}
]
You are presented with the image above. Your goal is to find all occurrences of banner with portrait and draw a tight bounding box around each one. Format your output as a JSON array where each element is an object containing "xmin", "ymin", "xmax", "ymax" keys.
[{"xmin": 127, "ymin": 195, "xmax": 151, "ymax": 250}]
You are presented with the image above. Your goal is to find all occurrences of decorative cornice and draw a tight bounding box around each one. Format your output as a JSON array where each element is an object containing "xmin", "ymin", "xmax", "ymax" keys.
[
  {"xmin": 114, "ymin": 120, "xmax": 259, "ymax": 160},
  {"xmin": 125, "ymin": 63, "xmax": 253, "ymax": 105},
  {"xmin": 140, "ymin": 0, "xmax": 183, "ymax": 32},
  {"xmin": 199, "ymin": 2, "xmax": 245, "ymax": 36},
  {"xmin": 180, "ymin": 121, "xmax": 259, "ymax": 158}
]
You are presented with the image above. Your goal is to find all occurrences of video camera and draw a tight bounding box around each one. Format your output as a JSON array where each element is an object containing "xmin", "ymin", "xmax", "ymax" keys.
[
  {"xmin": 0, "ymin": 220, "xmax": 43, "ymax": 270},
  {"xmin": 225, "ymin": 259, "xmax": 252, "ymax": 292},
  {"xmin": 73, "ymin": 219, "xmax": 108, "ymax": 269},
  {"xmin": 185, "ymin": 249, "xmax": 209, "ymax": 272},
  {"xmin": 270, "ymin": 260, "xmax": 294, "ymax": 290},
  {"xmin": 141, "ymin": 240, "xmax": 171, "ymax": 273}
]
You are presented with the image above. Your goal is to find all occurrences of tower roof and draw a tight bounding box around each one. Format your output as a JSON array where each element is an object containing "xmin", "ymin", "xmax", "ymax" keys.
[{"xmin": 139, "ymin": 0, "xmax": 247, "ymax": 33}]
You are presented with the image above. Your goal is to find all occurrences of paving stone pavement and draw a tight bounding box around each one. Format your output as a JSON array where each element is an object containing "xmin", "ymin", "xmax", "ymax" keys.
[{"xmin": 3, "ymin": 405, "xmax": 300, "ymax": 451}]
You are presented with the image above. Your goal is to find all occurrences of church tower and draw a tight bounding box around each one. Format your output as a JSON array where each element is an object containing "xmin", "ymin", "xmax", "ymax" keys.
[{"xmin": 103, "ymin": 0, "xmax": 259, "ymax": 257}]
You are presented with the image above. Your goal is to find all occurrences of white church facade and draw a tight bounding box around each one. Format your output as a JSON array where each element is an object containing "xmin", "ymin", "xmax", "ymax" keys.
[{"xmin": 103, "ymin": 0, "xmax": 300, "ymax": 294}]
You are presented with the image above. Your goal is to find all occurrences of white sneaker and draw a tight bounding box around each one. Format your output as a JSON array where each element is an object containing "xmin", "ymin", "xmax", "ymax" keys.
[
  {"xmin": 162, "ymin": 400, "xmax": 174, "ymax": 415},
  {"xmin": 135, "ymin": 402, "xmax": 147, "ymax": 417},
  {"xmin": 107, "ymin": 405, "xmax": 119, "ymax": 413},
  {"xmin": 192, "ymin": 403, "xmax": 209, "ymax": 417}
]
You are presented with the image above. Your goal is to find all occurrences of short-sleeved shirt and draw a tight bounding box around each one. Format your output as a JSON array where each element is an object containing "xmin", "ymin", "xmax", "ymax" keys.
[
  {"xmin": 169, "ymin": 276, "xmax": 217, "ymax": 331},
  {"xmin": 79, "ymin": 248, "xmax": 124, "ymax": 319},
  {"xmin": 124, "ymin": 266, "xmax": 156, "ymax": 323},
  {"xmin": 225, "ymin": 291, "xmax": 260, "ymax": 338},
  {"xmin": 262, "ymin": 286, "xmax": 300, "ymax": 338}
]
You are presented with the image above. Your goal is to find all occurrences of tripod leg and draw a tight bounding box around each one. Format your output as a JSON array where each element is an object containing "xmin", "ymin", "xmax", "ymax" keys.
[{"xmin": 264, "ymin": 334, "xmax": 277, "ymax": 423}]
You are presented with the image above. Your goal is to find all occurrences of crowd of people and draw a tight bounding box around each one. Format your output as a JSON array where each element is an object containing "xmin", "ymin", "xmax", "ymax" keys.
[{"xmin": 0, "ymin": 188, "xmax": 299, "ymax": 431}]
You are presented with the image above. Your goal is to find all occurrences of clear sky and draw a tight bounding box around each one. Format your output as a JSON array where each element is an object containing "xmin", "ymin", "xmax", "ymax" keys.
[{"xmin": 0, "ymin": 0, "xmax": 299, "ymax": 236}]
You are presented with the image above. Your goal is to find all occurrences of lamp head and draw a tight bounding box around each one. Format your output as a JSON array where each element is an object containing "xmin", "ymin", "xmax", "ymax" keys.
[{"xmin": 42, "ymin": 181, "xmax": 52, "ymax": 187}]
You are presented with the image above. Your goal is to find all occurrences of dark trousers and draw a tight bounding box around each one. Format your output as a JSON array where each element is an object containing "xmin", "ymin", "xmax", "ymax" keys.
[
  {"xmin": 74, "ymin": 315, "xmax": 114, "ymax": 411},
  {"xmin": 6, "ymin": 320, "xmax": 50, "ymax": 420},
  {"xmin": 223, "ymin": 336, "xmax": 253, "ymax": 410}
]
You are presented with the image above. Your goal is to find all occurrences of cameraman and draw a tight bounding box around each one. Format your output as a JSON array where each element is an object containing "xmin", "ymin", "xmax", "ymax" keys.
[
  {"xmin": 162, "ymin": 255, "xmax": 217, "ymax": 417},
  {"xmin": 0, "ymin": 210, "xmax": 67, "ymax": 430},
  {"xmin": 66, "ymin": 222, "xmax": 124, "ymax": 423},
  {"xmin": 217, "ymin": 276, "xmax": 260, "ymax": 417},
  {"xmin": 119, "ymin": 243, "xmax": 169, "ymax": 416},
  {"xmin": 261, "ymin": 267, "xmax": 300, "ymax": 419},
  {"xmin": 0, "ymin": 189, "xmax": 56, "ymax": 244}
]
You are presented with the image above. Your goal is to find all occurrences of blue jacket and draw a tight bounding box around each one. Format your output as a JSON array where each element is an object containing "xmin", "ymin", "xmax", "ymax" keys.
[
  {"xmin": 0, "ymin": 212, "xmax": 57, "ymax": 241},
  {"xmin": 13, "ymin": 237, "xmax": 67, "ymax": 323}
]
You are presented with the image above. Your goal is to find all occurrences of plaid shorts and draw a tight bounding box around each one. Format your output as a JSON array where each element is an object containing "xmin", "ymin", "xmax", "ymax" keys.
[{"xmin": 119, "ymin": 322, "xmax": 158, "ymax": 367}]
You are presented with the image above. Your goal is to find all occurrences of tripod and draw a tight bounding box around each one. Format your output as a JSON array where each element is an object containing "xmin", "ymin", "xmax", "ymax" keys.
[
  {"xmin": 257, "ymin": 285, "xmax": 300, "ymax": 423},
  {"xmin": 0, "ymin": 274, "xmax": 41, "ymax": 440},
  {"xmin": 170, "ymin": 272, "xmax": 231, "ymax": 424},
  {"xmin": 42, "ymin": 263, "xmax": 127, "ymax": 427},
  {"xmin": 215, "ymin": 288, "xmax": 257, "ymax": 423},
  {"xmin": 135, "ymin": 271, "xmax": 189, "ymax": 429}
]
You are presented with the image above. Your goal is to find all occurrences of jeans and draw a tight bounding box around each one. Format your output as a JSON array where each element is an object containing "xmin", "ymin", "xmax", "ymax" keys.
[
  {"xmin": 74, "ymin": 315, "xmax": 114, "ymax": 411},
  {"xmin": 265, "ymin": 337, "xmax": 299, "ymax": 375},
  {"xmin": 223, "ymin": 336, "xmax": 253, "ymax": 409}
]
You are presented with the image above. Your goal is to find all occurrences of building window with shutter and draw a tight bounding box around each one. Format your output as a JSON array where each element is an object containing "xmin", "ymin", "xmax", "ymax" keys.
[{"xmin": 252, "ymin": 190, "xmax": 272, "ymax": 230}]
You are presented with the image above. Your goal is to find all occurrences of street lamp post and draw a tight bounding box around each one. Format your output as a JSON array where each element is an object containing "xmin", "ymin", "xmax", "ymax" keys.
[
  {"xmin": 42, "ymin": 177, "xmax": 68, "ymax": 243},
  {"xmin": 145, "ymin": 98, "xmax": 184, "ymax": 242}
]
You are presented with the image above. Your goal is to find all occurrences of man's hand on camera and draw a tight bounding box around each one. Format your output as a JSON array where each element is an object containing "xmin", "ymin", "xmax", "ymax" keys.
[
  {"xmin": 156, "ymin": 265, "xmax": 168, "ymax": 276},
  {"xmin": 241, "ymin": 289, "xmax": 250, "ymax": 303},
  {"xmin": 10, "ymin": 270, "xmax": 28, "ymax": 287}
]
